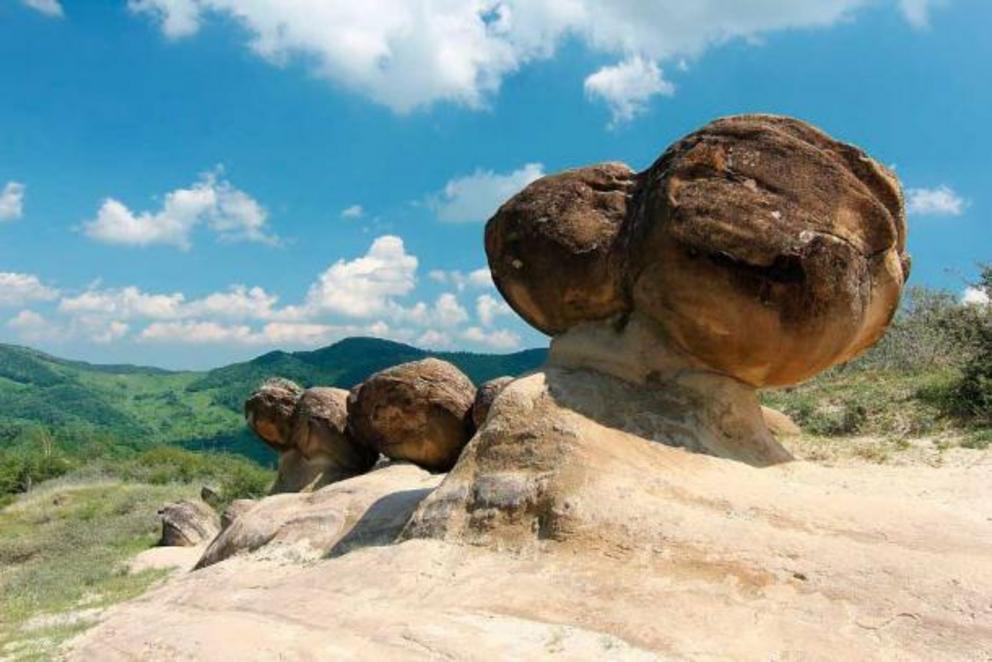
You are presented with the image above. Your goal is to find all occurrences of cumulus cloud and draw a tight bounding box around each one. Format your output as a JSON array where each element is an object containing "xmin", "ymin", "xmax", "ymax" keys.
[
  {"xmin": 906, "ymin": 185, "xmax": 966, "ymax": 216},
  {"xmin": 898, "ymin": 0, "xmax": 944, "ymax": 28},
  {"xmin": 433, "ymin": 163, "xmax": 543, "ymax": 223},
  {"xmin": 83, "ymin": 170, "xmax": 277, "ymax": 249},
  {"xmin": 59, "ymin": 284, "xmax": 281, "ymax": 321},
  {"xmin": 0, "ymin": 182, "xmax": 25, "ymax": 221},
  {"xmin": 7, "ymin": 310, "xmax": 59, "ymax": 342},
  {"xmin": 416, "ymin": 329, "xmax": 452, "ymax": 349},
  {"xmin": 475, "ymin": 293, "xmax": 512, "ymax": 326},
  {"xmin": 461, "ymin": 326, "xmax": 520, "ymax": 350},
  {"xmin": 962, "ymin": 286, "xmax": 990, "ymax": 306},
  {"xmin": 127, "ymin": 0, "xmax": 928, "ymax": 119},
  {"xmin": 0, "ymin": 273, "xmax": 59, "ymax": 306},
  {"xmin": 340, "ymin": 204, "xmax": 364, "ymax": 219},
  {"xmin": 584, "ymin": 56, "xmax": 674, "ymax": 125},
  {"xmin": 433, "ymin": 293, "xmax": 469, "ymax": 327},
  {"xmin": 428, "ymin": 268, "xmax": 493, "ymax": 291},
  {"xmin": 22, "ymin": 0, "xmax": 64, "ymax": 18},
  {"xmin": 304, "ymin": 235, "xmax": 418, "ymax": 317}
]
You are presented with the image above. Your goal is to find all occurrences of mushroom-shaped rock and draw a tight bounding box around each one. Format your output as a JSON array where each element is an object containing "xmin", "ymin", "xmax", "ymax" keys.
[
  {"xmin": 158, "ymin": 500, "xmax": 220, "ymax": 547},
  {"xmin": 244, "ymin": 378, "xmax": 303, "ymax": 451},
  {"xmin": 245, "ymin": 381, "xmax": 377, "ymax": 494},
  {"xmin": 347, "ymin": 358, "xmax": 476, "ymax": 471},
  {"xmin": 471, "ymin": 376, "xmax": 514, "ymax": 429},
  {"xmin": 405, "ymin": 115, "xmax": 910, "ymax": 545}
]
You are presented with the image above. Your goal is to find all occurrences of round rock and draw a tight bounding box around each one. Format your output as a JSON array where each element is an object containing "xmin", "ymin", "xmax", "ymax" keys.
[
  {"xmin": 347, "ymin": 358, "xmax": 476, "ymax": 471},
  {"xmin": 244, "ymin": 378, "xmax": 303, "ymax": 451}
]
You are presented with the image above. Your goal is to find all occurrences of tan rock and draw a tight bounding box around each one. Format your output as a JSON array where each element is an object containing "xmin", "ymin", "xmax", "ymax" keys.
[
  {"xmin": 157, "ymin": 499, "xmax": 219, "ymax": 547},
  {"xmin": 471, "ymin": 375, "xmax": 513, "ymax": 428},
  {"xmin": 291, "ymin": 387, "xmax": 378, "ymax": 475},
  {"xmin": 220, "ymin": 499, "xmax": 257, "ymax": 531},
  {"xmin": 347, "ymin": 358, "xmax": 476, "ymax": 471},
  {"xmin": 761, "ymin": 405, "xmax": 802, "ymax": 437},
  {"xmin": 195, "ymin": 462, "xmax": 441, "ymax": 568}
]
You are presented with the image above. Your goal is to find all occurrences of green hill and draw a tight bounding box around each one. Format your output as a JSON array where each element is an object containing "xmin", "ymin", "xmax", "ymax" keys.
[{"xmin": 0, "ymin": 339, "xmax": 548, "ymax": 464}]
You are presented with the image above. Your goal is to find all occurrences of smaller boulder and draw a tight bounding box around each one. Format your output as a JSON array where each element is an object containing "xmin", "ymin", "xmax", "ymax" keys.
[
  {"xmin": 348, "ymin": 358, "xmax": 477, "ymax": 471},
  {"xmin": 761, "ymin": 406, "xmax": 802, "ymax": 437},
  {"xmin": 158, "ymin": 500, "xmax": 220, "ymax": 547},
  {"xmin": 471, "ymin": 376, "xmax": 514, "ymax": 428},
  {"xmin": 245, "ymin": 378, "xmax": 303, "ymax": 451}
]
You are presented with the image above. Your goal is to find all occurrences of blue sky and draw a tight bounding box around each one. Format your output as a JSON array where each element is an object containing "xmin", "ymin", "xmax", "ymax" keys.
[{"xmin": 0, "ymin": 0, "xmax": 988, "ymax": 369}]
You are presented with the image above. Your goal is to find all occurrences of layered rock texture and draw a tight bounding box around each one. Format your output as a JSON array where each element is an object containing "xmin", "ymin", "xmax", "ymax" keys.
[{"xmin": 66, "ymin": 116, "xmax": 992, "ymax": 660}]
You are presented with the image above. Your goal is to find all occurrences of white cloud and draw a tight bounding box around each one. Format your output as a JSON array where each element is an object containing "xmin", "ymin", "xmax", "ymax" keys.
[
  {"xmin": 340, "ymin": 204, "xmax": 364, "ymax": 219},
  {"xmin": 0, "ymin": 273, "xmax": 59, "ymax": 306},
  {"xmin": 305, "ymin": 235, "xmax": 418, "ymax": 317},
  {"xmin": 433, "ymin": 163, "xmax": 543, "ymax": 223},
  {"xmin": 433, "ymin": 293, "xmax": 469, "ymax": 327},
  {"xmin": 0, "ymin": 182, "xmax": 25, "ymax": 221},
  {"xmin": 906, "ymin": 185, "xmax": 966, "ymax": 216},
  {"xmin": 416, "ymin": 329, "xmax": 452, "ymax": 349},
  {"xmin": 89, "ymin": 320, "xmax": 130, "ymax": 344},
  {"xmin": 6, "ymin": 310, "xmax": 64, "ymax": 343},
  {"xmin": 83, "ymin": 170, "xmax": 277, "ymax": 249},
  {"xmin": 461, "ymin": 326, "xmax": 520, "ymax": 350},
  {"xmin": 898, "ymin": 0, "xmax": 944, "ymax": 28},
  {"xmin": 428, "ymin": 268, "xmax": 494, "ymax": 291},
  {"xmin": 584, "ymin": 56, "xmax": 674, "ymax": 125},
  {"xmin": 127, "ymin": 1, "xmax": 917, "ymax": 116},
  {"xmin": 140, "ymin": 320, "xmax": 256, "ymax": 344},
  {"xmin": 22, "ymin": 0, "xmax": 64, "ymax": 18},
  {"xmin": 962, "ymin": 287, "xmax": 990, "ymax": 307},
  {"xmin": 475, "ymin": 293, "xmax": 512, "ymax": 326}
]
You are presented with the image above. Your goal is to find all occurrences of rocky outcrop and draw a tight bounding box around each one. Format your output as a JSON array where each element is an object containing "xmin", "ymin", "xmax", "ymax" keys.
[
  {"xmin": 471, "ymin": 375, "xmax": 513, "ymax": 428},
  {"xmin": 196, "ymin": 463, "xmax": 441, "ymax": 568},
  {"xmin": 347, "ymin": 359, "xmax": 476, "ymax": 472},
  {"xmin": 246, "ymin": 381, "xmax": 378, "ymax": 493},
  {"xmin": 158, "ymin": 500, "xmax": 220, "ymax": 547}
]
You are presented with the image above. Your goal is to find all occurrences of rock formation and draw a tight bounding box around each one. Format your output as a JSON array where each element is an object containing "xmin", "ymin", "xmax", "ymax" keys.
[
  {"xmin": 158, "ymin": 500, "xmax": 220, "ymax": 547},
  {"xmin": 471, "ymin": 375, "xmax": 513, "ymax": 428},
  {"xmin": 347, "ymin": 358, "xmax": 476, "ymax": 472},
  {"xmin": 407, "ymin": 114, "xmax": 909, "ymax": 543},
  {"xmin": 246, "ymin": 380, "xmax": 378, "ymax": 493}
]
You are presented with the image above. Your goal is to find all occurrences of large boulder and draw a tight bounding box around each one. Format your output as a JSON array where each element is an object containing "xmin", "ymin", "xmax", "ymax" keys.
[
  {"xmin": 158, "ymin": 500, "xmax": 220, "ymax": 547},
  {"xmin": 347, "ymin": 358, "xmax": 477, "ymax": 472},
  {"xmin": 479, "ymin": 114, "xmax": 907, "ymax": 467},
  {"xmin": 486, "ymin": 114, "xmax": 907, "ymax": 388}
]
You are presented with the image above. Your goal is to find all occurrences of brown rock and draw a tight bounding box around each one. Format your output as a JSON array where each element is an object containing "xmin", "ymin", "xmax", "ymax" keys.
[
  {"xmin": 220, "ymin": 499, "xmax": 257, "ymax": 531},
  {"xmin": 485, "ymin": 115, "xmax": 908, "ymax": 388},
  {"xmin": 290, "ymin": 387, "xmax": 378, "ymax": 473},
  {"xmin": 244, "ymin": 378, "xmax": 303, "ymax": 451},
  {"xmin": 471, "ymin": 376, "xmax": 514, "ymax": 428},
  {"xmin": 158, "ymin": 500, "xmax": 220, "ymax": 547},
  {"xmin": 485, "ymin": 163, "xmax": 636, "ymax": 335},
  {"xmin": 347, "ymin": 358, "xmax": 476, "ymax": 471}
]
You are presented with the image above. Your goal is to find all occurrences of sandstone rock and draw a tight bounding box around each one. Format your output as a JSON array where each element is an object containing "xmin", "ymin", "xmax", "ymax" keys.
[
  {"xmin": 196, "ymin": 462, "xmax": 440, "ymax": 568},
  {"xmin": 471, "ymin": 375, "xmax": 513, "ymax": 428},
  {"xmin": 347, "ymin": 358, "xmax": 476, "ymax": 471},
  {"xmin": 244, "ymin": 378, "xmax": 303, "ymax": 452},
  {"xmin": 158, "ymin": 500, "xmax": 220, "ymax": 547},
  {"xmin": 245, "ymin": 382, "xmax": 378, "ymax": 494},
  {"xmin": 487, "ymin": 114, "xmax": 908, "ymax": 388},
  {"xmin": 220, "ymin": 499, "xmax": 257, "ymax": 531},
  {"xmin": 761, "ymin": 405, "xmax": 802, "ymax": 437}
]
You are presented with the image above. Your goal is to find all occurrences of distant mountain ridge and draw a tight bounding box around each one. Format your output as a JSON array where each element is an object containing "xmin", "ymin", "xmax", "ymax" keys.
[{"xmin": 0, "ymin": 338, "xmax": 547, "ymax": 463}]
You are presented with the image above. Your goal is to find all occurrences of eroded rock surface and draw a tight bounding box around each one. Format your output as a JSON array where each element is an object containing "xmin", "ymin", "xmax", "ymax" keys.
[{"xmin": 348, "ymin": 358, "xmax": 476, "ymax": 471}]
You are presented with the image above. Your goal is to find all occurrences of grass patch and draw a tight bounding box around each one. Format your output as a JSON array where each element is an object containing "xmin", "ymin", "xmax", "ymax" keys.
[{"xmin": 0, "ymin": 480, "xmax": 195, "ymax": 658}]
